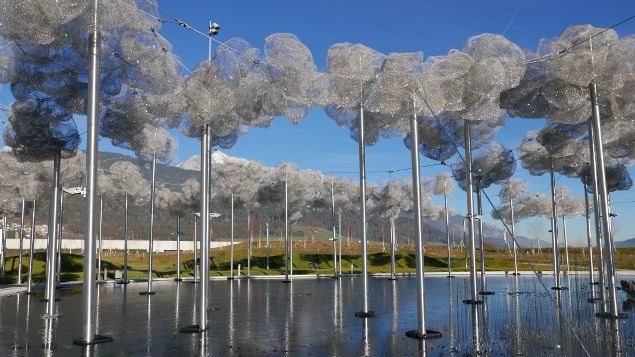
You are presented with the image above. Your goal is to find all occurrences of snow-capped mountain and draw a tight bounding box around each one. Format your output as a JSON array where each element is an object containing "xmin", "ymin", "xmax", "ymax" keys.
[{"xmin": 177, "ymin": 151, "xmax": 246, "ymax": 171}]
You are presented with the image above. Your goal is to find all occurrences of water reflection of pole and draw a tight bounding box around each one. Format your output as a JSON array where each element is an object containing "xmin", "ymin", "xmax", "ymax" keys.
[
  {"xmin": 17, "ymin": 198, "xmax": 25, "ymax": 284},
  {"xmin": 404, "ymin": 106, "xmax": 438, "ymax": 338},
  {"xmin": 26, "ymin": 200, "xmax": 37, "ymax": 294},
  {"xmin": 549, "ymin": 164, "xmax": 564, "ymax": 290},
  {"xmin": 75, "ymin": 2, "xmax": 111, "ymax": 343},
  {"xmin": 463, "ymin": 121, "xmax": 481, "ymax": 305},
  {"xmin": 389, "ymin": 218, "xmax": 397, "ymax": 280},
  {"xmin": 470, "ymin": 304, "xmax": 481, "ymax": 355},
  {"xmin": 514, "ymin": 275, "xmax": 521, "ymax": 355},
  {"xmin": 140, "ymin": 153, "xmax": 157, "ymax": 296},
  {"xmin": 44, "ymin": 150, "xmax": 61, "ymax": 317},
  {"xmin": 589, "ymin": 82, "xmax": 623, "ymax": 319},
  {"xmin": 510, "ymin": 198, "xmax": 519, "ymax": 276}
]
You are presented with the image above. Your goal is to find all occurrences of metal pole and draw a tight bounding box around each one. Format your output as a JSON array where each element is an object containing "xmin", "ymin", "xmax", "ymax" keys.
[
  {"xmin": 590, "ymin": 82, "xmax": 622, "ymax": 318},
  {"xmin": 588, "ymin": 127, "xmax": 606, "ymax": 303},
  {"xmin": 338, "ymin": 211, "xmax": 342, "ymax": 275},
  {"xmin": 26, "ymin": 200, "xmax": 36, "ymax": 294},
  {"xmin": 549, "ymin": 169, "xmax": 562, "ymax": 289},
  {"xmin": 176, "ymin": 215, "xmax": 181, "ymax": 281},
  {"xmin": 17, "ymin": 198, "xmax": 25, "ymax": 284},
  {"xmin": 389, "ymin": 218, "xmax": 396, "ymax": 280},
  {"xmin": 141, "ymin": 154, "xmax": 157, "ymax": 295},
  {"xmin": 123, "ymin": 191, "xmax": 129, "ymax": 283},
  {"xmin": 193, "ymin": 216, "xmax": 198, "ymax": 283},
  {"xmin": 44, "ymin": 150, "xmax": 61, "ymax": 317},
  {"xmin": 199, "ymin": 125, "xmax": 211, "ymax": 330},
  {"xmin": 463, "ymin": 121, "xmax": 480, "ymax": 304},
  {"xmin": 247, "ymin": 211, "xmax": 251, "ymax": 277},
  {"xmin": 265, "ymin": 223, "xmax": 269, "ymax": 270},
  {"xmin": 584, "ymin": 186, "xmax": 596, "ymax": 287},
  {"xmin": 476, "ymin": 179, "xmax": 491, "ymax": 295},
  {"xmin": 284, "ymin": 173, "xmax": 290, "ymax": 282},
  {"xmin": 75, "ymin": 1, "xmax": 104, "ymax": 342},
  {"xmin": 510, "ymin": 198, "xmax": 519, "ymax": 275},
  {"xmin": 355, "ymin": 104, "xmax": 372, "ymax": 317},
  {"xmin": 562, "ymin": 213, "xmax": 570, "ymax": 274},
  {"xmin": 331, "ymin": 178, "xmax": 337, "ymax": 278},
  {"xmin": 405, "ymin": 109, "xmax": 437, "ymax": 338},
  {"xmin": 57, "ymin": 192, "xmax": 64, "ymax": 285},
  {"xmin": 230, "ymin": 194, "xmax": 234, "ymax": 278},
  {"xmin": 445, "ymin": 195, "xmax": 452, "ymax": 277},
  {"xmin": 0, "ymin": 216, "xmax": 5, "ymax": 278},
  {"xmin": 98, "ymin": 196, "xmax": 102, "ymax": 279}
]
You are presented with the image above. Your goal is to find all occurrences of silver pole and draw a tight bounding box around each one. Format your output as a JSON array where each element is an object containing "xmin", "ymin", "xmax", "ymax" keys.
[
  {"xmin": 230, "ymin": 194, "xmax": 234, "ymax": 278},
  {"xmin": 44, "ymin": 150, "xmax": 61, "ymax": 317},
  {"xmin": 17, "ymin": 198, "xmax": 25, "ymax": 284},
  {"xmin": 562, "ymin": 213, "xmax": 570, "ymax": 274},
  {"xmin": 247, "ymin": 211, "xmax": 251, "ymax": 277},
  {"xmin": 57, "ymin": 192, "xmax": 64, "ymax": 285},
  {"xmin": 76, "ymin": 1, "xmax": 102, "ymax": 342},
  {"xmin": 176, "ymin": 215, "xmax": 181, "ymax": 281},
  {"xmin": 141, "ymin": 154, "xmax": 157, "ymax": 295},
  {"xmin": 584, "ymin": 186, "xmax": 596, "ymax": 288},
  {"xmin": 331, "ymin": 178, "xmax": 337, "ymax": 278},
  {"xmin": 0, "ymin": 216, "xmax": 5, "ymax": 278},
  {"xmin": 588, "ymin": 127, "xmax": 606, "ymax": 303},
  {"xmin": 476, "ymin": 178, "xmax": 491, "ymax": 294},
  {"xmin": 355, "ymin": 105, "xmax": 372, "ymax": 317},
  {"xmin": 405, "ymin": 110, "xmax": 436, "ymax": 338},
  {"xmin": 123, "ymin": 191, "xmax": 129, "ymax": 283},
  {"xmin": 193, "ymin": 216, "xmax": 198, "ymax": 283},
  {"xmin": 338, "ymin": 211, "xmax": 342, "ymax": 275},
  {"xmin": 549, "ymin": 169, "xmax": 562, "ymax": 289},
  {"xmin": 510, "ymin": 198, "xmax": 519, "ymax": 275},
  {"xmin": 265, "ymin": 223, "xmax": 269, "ymax": 270},
  {"xmin": 26, "ymin": 200, "xmax": 36, "ymax": 294},
  {"xmin": 445, "ymin": 195, "xmax": 452, "ymax": 277},
  {"xmin": 199, "ymin": 125, "xmax": 211, "ymax": 330},
  {"xmin": 590, "ymin": 82, "xmax": 621, "ymax": 318},
  {"xmin": 389, "ymin": 218, "xmax": 396, "ymax": 280},
  {"xmin": 463, "ymin": 121, "xmax": 480, "ymax": 304},
  {"xmin": 284, "ymin": 173, "xmax": 290, "ymax": 282},
  {"xmin": 97, "ymin": 196, "xmax": 102, "ymax": 279}
]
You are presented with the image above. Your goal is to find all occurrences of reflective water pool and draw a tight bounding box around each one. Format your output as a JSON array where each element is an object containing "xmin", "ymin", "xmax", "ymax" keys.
[{"xmin": 0, "ymin": 273, "xmax": 633, "ymax": 356}]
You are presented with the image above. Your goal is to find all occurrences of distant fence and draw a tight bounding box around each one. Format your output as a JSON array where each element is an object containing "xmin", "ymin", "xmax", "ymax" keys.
[{"xmin": 3, "ymin": 239, "xmax": 236, "ymax": 253}]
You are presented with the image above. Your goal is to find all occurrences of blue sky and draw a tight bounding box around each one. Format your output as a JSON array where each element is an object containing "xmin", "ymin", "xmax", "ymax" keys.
[{"xmin": 2, "ymin": 0, "xmax": 635, "ymax": 244}]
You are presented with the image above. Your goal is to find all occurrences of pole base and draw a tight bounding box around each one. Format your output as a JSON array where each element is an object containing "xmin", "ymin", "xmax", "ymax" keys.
[
  {"xmin": 355, "ymin": 311, "xmax": 376, "ymax": 318},
  {"xmin": 139, "ymin": 291, "xmax": 156, "ymax": 296},
  {"xmin": 42, "ymin": 313, "xmax": 62, "ymax": 319},
  {"xmin": 595, "ymin": 312, "xmax": 629, "ymax": 320},
  {"xmin": 227, "ymin": 276, "xmax": 236, "ymax": 280},
  {"xmin": 590, "ymin": 282, "xmax": 600, "ymax": 286},
  {"xmin": 511, "ymin": 273, "xmax": 521, "ymax": 276},
  {"xmin": 116, "ymin": 280, "xmax": 131, "ymax": 285},
  {"xmin": 479, "ymin": 291, "xmax": 495, "ymax": 296},
  {"xmin": 462, "ymin": 299, "xmax": 483, "ymax": 305},
  {"xmin": 179, "ymin": 324, "xmax": 208, "ymax": 333},
  {"xmin": 25, "ymin": 291, "xmax": 38, "ymax": 295},
  {"xmin": 331, "ymin": 275, "xmax": 339, "ymax": 279},
  {"xmin": 73, "ymin": 335, "xmax": 113, "ymax": 346},
  {"xmin": 40, "ymin": 298, "xmax": 60, "ymax": 302},
  {"xmin": 551, "ymin": 287, "xmax": 569, "ymax": 291},
  {"xmin": 388, "ymin": 277, "xmax": 399, "ymax": 281},
  {"xmin": 282, "ymin": 279, "xmax": 291, "ymax": 284},
  {"xmin": 446, "ymin": 275, "xmax": 455, "ymax": 278},
  {"xmin": 174, "ymin": 278, "xmax": 182, "ymax": 282},
  {"xmin": 405, "ymin": 329, "xmax": 442, "ymax": 339},
  {"xmin": 188, "ymin": 280, "xmax": 199, "ymax": 284},
  {"xmin": 587, "ymin": 297, "xmax": 603, "ymax": 303}
]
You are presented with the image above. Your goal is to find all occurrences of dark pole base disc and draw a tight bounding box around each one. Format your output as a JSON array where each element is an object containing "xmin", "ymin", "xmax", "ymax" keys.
[
  {"xmin": 587, "ymin": 297, "xmax": 603, "ymax": 303},
  {"xmin": 590, "ymin": 282, "xmax": 600, "ymax": 286},
  {"xmin": 479, "ymin": 291, "xmax": 495, "ymax": 296},
  {"xmin": 331, "ymin": 275, "xmax": 339, "ymax": 279},
  {"xmin": 174, "ymin": 278, "xmax": 182, "ymax": 282},
  {"xmin": 139, "ymin": 291, "xmax": 156, "ymax": 296},
  {"xmin": 179, "ymin": 324, "xmax": 208, "ymax": 333},
  {"xmin": 227, "ymin": 276, "xmax": 235, "ymax": 280},
  {"xmin": 551, "ymin": 287, "xmax": 569, "ymax": 291},
  {"xmin": 595, "ymin": 312, "xmax": 629, "ymax": 320},
  {"xmin": 187, "ymin": 280, "xmax": 199, "ymax": 284},
  {"xmin": 282, "ymin": 280, "xmax": 291, "ymax": 284},
  {"xmin": 446, "ymin": 275, "xmax": 455, "ymax": 278},
  {"xmin": 462, "ymin": 299, "xmax": 483, "ymax": 305},
  {"xmin": 388, "ymin": 277, "xmax": 399, "ymax": 281},
  {"xmin": 116, "ymin": 280, "xmax": 131, "ymax": 285},
  {"xmin": 355, "ymin": 311, "xmax": 376, "ymax": 318},
  {"xmin": 73, "ymin": 334, "xmax": 114, "ymax": 346},
  {"xmin": 40, "ymin": 298, "xmax": 61, "ymax": 302},
  {"xmin": 511, "ymin": 273, "xmax": 521, "ymax": 276},
  {"xmin": 405, "ymin": 329, "xmax": 443, "ymax": 339}
]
